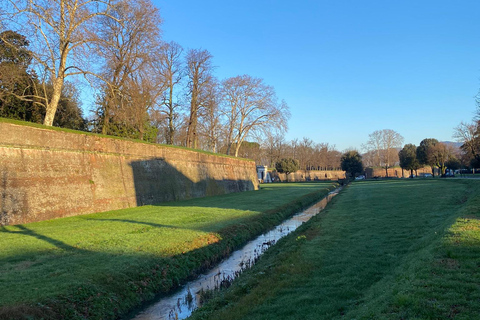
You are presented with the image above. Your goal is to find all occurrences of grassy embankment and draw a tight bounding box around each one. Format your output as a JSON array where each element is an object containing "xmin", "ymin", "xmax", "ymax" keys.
[
  {"xmin": 190, "ymin": 179, "xmax": 480, "ymax": 320},
  {"xmin": 0, "ymin": 182, "xmax": 337, "ymax": 319}
]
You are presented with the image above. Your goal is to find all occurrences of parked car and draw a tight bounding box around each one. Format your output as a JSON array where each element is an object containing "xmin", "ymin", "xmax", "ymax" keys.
[
  {"xmin": 355, "ymin": 175, "xmax": 365, "ymax": 180},
  {"xmin": 423, "ymin": 173, "xmax": 432, "ymax": 178}
]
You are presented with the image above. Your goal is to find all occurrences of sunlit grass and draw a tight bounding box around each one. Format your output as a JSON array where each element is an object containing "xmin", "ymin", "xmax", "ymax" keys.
[
  {"xmin": 0, "ymin": 182, "xmax": 336, "ymax": 319},
  {"xmin": 189, "ymin": 179, "xmax": 480, "ymax": 320}
]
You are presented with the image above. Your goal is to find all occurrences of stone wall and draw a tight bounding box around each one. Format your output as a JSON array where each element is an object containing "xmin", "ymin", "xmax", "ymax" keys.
[
  {"xmin": 272, "ymin": 170, "xmax": 346, "ymax": 182},
  {"xmin": 0, "ymin": 122, "xmax": 259, "ymax": 226},
  {"xmin": 364, "ymin": 166, "xmax": 436, "ymax": 178}
]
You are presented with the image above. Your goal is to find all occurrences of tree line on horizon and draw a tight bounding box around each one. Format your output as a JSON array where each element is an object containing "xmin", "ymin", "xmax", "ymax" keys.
[{"xmin": 341, "ymin": 125, "xmax": 479, "ymax": 179}]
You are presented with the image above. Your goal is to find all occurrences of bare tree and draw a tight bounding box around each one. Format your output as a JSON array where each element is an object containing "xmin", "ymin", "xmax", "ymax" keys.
[
  {"xmin": 157, "ymin": 41, "xmax": 183, "ymax": 144},
  {"xmin": 364, "ymin": 129, "xmax": 404, "ymax": 177},
  {"xmin": 185, "ymin": 48, "xmax": 214, "ymax": 149},
  {"xmin": 454, "ymin": 121, "xmax": 480, "ymax": 167},
  {"xmin": 94, "ymin": 0, "xmax": 163, "ymax": 139},
  {"xmin": 289, "ymin": 138, "xmax": 299, "ymax": 160},
  {"xmin": 311, "ymin": 143, "xmax": 341, "ymax": 170},
  {"xmin": 3, "ymin": 0, "xmax": 116, "ymax": 126},
  {"xmin": 363, "ymin": 130, "xmax": 383, "ymax": 167},
  {"xmin": 296, "ymin": 137, "xmax": 314, "ymax": 171},
  {"xmin": 221, "ymin": 75, "xmax": 290, "ymax": 157},
  {"xmin": 262, "ymin": 132, "xmax": 286, "ymax": 168},
  {"xmin": 197, "ymin": 79, "xmax": 222, "ymax": 152}
]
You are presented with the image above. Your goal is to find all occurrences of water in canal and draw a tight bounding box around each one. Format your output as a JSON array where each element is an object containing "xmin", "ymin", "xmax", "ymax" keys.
[{"xmin": 132, "ymin": 188, "xmax": 340, "ymax": 320}]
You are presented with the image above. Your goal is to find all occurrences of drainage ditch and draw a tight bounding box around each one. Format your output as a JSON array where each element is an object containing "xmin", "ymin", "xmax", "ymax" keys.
[{"xmin": 132, "ymin": 188, "xmax": 341, "ymax": 320}]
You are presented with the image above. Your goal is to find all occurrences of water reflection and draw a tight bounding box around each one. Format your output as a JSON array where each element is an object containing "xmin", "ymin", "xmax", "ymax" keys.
[{"xmin": 133, "ymin": 189, "xmax": 340, "ymax": 320}]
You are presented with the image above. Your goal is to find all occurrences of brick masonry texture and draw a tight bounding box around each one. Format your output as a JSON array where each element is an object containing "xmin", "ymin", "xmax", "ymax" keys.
[{"xmin": 0, "ymin": 123, "xmax": 259, "ymax": 226}]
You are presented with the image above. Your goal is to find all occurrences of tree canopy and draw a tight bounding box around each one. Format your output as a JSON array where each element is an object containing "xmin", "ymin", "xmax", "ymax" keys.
[
  {"xmin": 417, "ymin": 138, "xmax": 439, "ymax": 176},
  {"xmin": 399, "ymin": 144, "xmax": 420, "ymax": 176},
  {"xmin": 341, "ymin": 150, "xmax": 363, "ymax": 179},
  {"xmin": 275, "ymin": 158, "xmax": 300, "ymax": 175},
  {"xmin": 364, "ymin": 129, "xmax": 404, "ymax": 177}
]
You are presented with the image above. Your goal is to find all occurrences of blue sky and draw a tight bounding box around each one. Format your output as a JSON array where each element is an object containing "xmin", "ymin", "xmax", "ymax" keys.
[{"xmin": 153, "ymin": 0, "xmax": 480, "ymax": 151}]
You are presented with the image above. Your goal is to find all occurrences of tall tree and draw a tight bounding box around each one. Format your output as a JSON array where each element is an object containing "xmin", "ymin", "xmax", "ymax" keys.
[
  {"xmin": 454, "ymin": 121, "xmax": 480, "ymax": 168},
  {"xmin": 0, "ymin": 30, "xmax": 40, "ymax": 121},
  {"xmin": 197, "ymin": 79, "xmax": 222, "ymax": 152},
  {"xmin": 275, "ymin": 158, "xmax": 299, "ymax": 176},
  {"xmin": 0, "ymin": 30, "xmax": 30, "ymax": 66},
  {"xmin": 221, "ymin": 75, "xmax": 290, "ymax": 157},
  {"xmin": 399, "ymin": 144, "xmax": 420, "ymax": 177},
  {"xmin": 157, "ymin": 41, "xmax": 183, "ymax": 145},
  {"xmin": 341, "ymin": 150, "xmax": 363, "ymax": 179},
  {"xmin": 363, "ymin": 130, "xmax": 383, "ymax": 167},
  {"xmin": 431, "ymin": 142, "xmax": 453, "ymax": 176},
  {"xmin": 323, "ymin": 144, "xmax": 342, "ymax": 170},
  {"xmin": 4, "ymin": 0, "xmax": 116, "ymax": 126},
  {"xmin": 94, "ymin": 0, "xmax": 163, "ymax": 140},
  {"xmin": 417, "ymin": 138, "xmax": 439, "ymax": 176},
  {"xmin": 365, "ymin": 129, "xmax": 404, "ymax": 177},
  {"xmin": 296, "ymin": 137, "xmax": 313, "ymax": 171},
  {"xmin": 0, "ymin": 31, "xmax": 86, "ymax": 128},
  {"xmin": 185, "ymin": 49, "xmax": 214, "ymax": 149},
  {"xmin": 262, "ymin": 132, "xmax": 286, "ymax": 168}
]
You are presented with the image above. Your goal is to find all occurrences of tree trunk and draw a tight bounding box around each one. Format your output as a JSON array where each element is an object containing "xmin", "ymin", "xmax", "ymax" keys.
[
  {"xmin": 43, "ymin": 102, "xmax": 58, "ymax": 126},
  {"xmin": 167, "ymin": 86, "xmax": 174, "ymax": 144},
  {"xmin": 186, "ymin": 90, "xmax": 198, "ymax": 148},
  {"xmin": 234, "ymin": 143, "xmax": 241, "ymax": 157},
  {"xmin": 44, "ymin": 25, "xmax": 69, "ymax": 127},
  {"xmin": 101, "ymin": 108, "xmax": 110, "ymax": 135},
  {"xmin": 440, "ymin": 165, "xmax": 446, "ymax": 176},
  {"xmin": 168, "ymin": 115, "xmax": 174, "ymax": 144},
  {"xmin": 43, "ymin": 77, "xmax": 64, "ymax": 126}
]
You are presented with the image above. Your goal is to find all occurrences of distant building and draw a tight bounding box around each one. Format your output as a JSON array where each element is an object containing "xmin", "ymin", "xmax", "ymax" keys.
[{"xmin": 256, "ymin": 165, "xmax": 272, "ymax": 183}]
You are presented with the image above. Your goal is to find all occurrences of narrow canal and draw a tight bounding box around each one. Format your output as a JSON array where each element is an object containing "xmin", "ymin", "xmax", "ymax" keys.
[{"xmin": 132, "ymin": 188, "xmax": 341, "ymax": 320}]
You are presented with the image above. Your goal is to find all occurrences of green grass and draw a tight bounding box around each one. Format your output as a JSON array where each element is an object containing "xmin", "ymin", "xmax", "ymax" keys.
[
  {"xmin": 457, "ymin": 173, "xmax": 480, "ymax": 178},
  {"xmin": 0, "ymin": 182, "xmax": 337, "ymax": 319},
  {"xmin": 189, "ymin": 179, "xmax": 480, "ymax": 320}
]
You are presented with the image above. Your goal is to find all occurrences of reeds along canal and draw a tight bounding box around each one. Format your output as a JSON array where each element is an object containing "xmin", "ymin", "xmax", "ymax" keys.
[{"xmin": 132, "ymin": 188, "xmax": 341, "ymax": 320}]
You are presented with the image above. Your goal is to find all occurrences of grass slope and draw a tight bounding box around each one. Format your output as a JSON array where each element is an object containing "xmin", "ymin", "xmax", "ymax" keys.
[
  {"xmin": 0, "ymin": 182, "xmax": 337, "ymax": 319},
  {"xmin": 189, "ymin": 179, "xmax": 480, "ymax": 320}
]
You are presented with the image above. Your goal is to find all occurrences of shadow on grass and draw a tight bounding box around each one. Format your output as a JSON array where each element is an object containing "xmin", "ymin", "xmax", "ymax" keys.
[
  {"xmin": 80, "ymin": 218, "xmax": 181, "ymax": 230},
  {"xmin": 0, "ymin": 225, "xmax": 85, "ymax": 253}
]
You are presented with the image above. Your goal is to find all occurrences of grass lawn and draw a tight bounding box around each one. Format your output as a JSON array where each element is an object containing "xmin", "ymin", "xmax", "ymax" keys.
[
  {"xmin": 190, "ymin": 179, "xmax": 480, "ymax": 320},
  {"xmin": 0, "ymin": 182, "xmax": 337, "ymax": 319}
]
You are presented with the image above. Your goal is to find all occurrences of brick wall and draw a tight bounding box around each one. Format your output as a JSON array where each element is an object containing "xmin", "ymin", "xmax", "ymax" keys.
[{"xmin": 0, "ymin": 122, "xmax": 258, "ymax": 225}]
